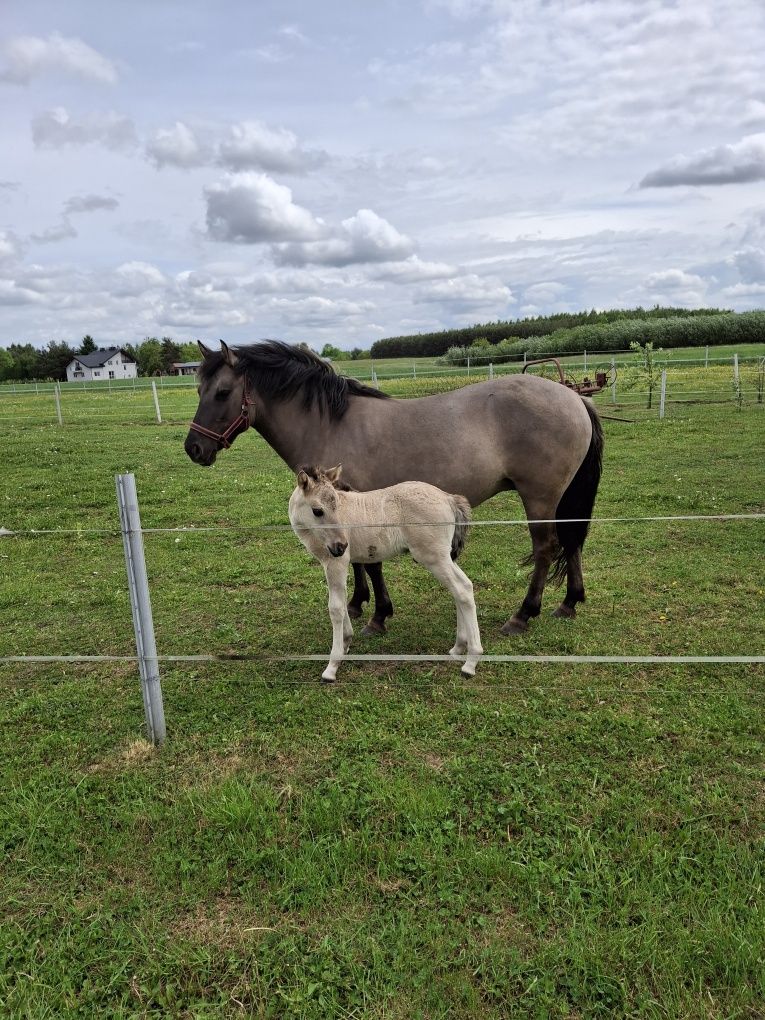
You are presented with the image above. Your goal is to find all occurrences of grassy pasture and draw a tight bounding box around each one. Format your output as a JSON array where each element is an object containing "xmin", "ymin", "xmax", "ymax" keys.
[{"xmin": 1, "ymin": 376, "xmax": 764, "ymax": 1016}]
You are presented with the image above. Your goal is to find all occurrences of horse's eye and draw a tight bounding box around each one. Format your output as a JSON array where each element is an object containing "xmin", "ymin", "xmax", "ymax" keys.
[
  {"xmin": 215, "ymin": 389, "xmax": 231, "ymax": 401},
  {"xmin": 312, "ymin": 508, "xmax": 324, "ymax": 518}
]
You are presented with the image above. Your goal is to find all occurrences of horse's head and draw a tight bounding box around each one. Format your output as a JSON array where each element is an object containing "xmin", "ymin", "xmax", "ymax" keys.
[
  {"xmin": 289, "ymin": 465, "xmax": 348, "ymax": 559},
  {"xmin": 185, "ymin": 341, "xmax": 252, "ymax": 466}
]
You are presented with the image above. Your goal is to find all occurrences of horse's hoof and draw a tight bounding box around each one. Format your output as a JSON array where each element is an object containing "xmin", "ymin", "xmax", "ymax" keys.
[
  {"xmin": 321, "ymin": 670, "xmax": 336, "ymax": 683},
  {"xmin": 461, "ymin": 665, "xmax": 477, "ymax": 678},
  {"xmin": 500, "ymin": 617, "xmax": 528, "ymax": 636},
  {"xmin": 362, "ymin": 620, "xmax": 386, "ymax": 637},
  {"xmin": 347, "ymin": 604, "xmax": 363, "ymax": 620},
  {"xmin": 552, "ymin": 603, "xmax": 576, "ymax": 619}
]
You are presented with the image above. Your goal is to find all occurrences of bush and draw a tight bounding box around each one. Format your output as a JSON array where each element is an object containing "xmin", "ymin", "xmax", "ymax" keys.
[{"xmin": 438, "ymin": 312, "xmax": 765, "ymax": 366}]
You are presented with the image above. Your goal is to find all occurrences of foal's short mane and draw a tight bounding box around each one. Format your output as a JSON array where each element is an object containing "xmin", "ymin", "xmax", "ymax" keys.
[{"xmin": 200, "ymin": 341, "xmax": 389, "ymax": 420}]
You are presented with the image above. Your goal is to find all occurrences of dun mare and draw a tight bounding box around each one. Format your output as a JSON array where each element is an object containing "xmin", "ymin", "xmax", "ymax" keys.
[
  {"xmin": 289, "ymin": 465, "xmax": 482, "ymax": 681},
  {"xmin": 185, "ymin": 340, "xmax": 604, "ymax": 636}
]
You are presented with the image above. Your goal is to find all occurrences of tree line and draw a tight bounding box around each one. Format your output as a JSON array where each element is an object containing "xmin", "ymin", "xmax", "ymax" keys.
[
  {"xmin": 438, "ymin": 311, "xmax": 765, "ymax": 365},
  {"xmin": 0, "ymin": 336, "xmax": 374, "ymax": 382},
  {"xmin": 0, "ymin": 336, "xmax": 201, "ymax": 382},
  {"xmin": 369, "ymin": 306, "xmax": 731, "ymax": 359}
]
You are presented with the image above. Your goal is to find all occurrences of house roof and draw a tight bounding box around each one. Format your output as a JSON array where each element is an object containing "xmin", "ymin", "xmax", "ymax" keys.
[
  {"xmin": 71, "ymin": 347, "xmax": 135, "ymax": 368},
  {"xmin": 172, "ymin": 361, "xmax": 202, "ymax": 369}
]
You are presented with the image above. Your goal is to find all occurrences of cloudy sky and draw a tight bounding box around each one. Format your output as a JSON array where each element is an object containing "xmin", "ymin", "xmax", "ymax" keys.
[{"xmin": 2, "ymin": 0, "xmax": 765, "ymax": 350}]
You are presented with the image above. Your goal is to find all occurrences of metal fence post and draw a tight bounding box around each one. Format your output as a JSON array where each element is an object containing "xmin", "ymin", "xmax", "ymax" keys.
[
  {"xmin": 151, "ymin": 381, "xmax": 162, "ymax": 423},
  {"xmin": 489, "ymin": 362, "xmax": 494, "ymax": 380},
  {"xmin": 115, "ymin": 473, "xmax": 166, "ymax": 744},
  {"xmin": 583, "ymin": 349, "xmax": 587, "ymax": 373},
  {"xmin": 54, "ymin": 385, "xmax": 63, "ymax": 425},
  {"xmin": 467, "ymin": 356, "xmax": 470, "ymax": 377},
  {"xmin": 659, "ymin": 369, "xmax": 667, "ymax": 419}
]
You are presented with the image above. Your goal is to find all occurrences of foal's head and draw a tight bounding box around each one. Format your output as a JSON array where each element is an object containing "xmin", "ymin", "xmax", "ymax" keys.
[{"xmin": 292, "ymin": 465, "xmax": 348, "ymax": 559}]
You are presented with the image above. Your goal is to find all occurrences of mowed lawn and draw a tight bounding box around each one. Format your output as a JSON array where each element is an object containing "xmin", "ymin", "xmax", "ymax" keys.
[{"xmin": 1, "ymin": 390, "xmax": 764, "ymax": 1017}]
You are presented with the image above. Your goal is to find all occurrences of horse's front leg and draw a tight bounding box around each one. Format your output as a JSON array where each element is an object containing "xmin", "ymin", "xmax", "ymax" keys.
[
  {"xmin": 362, "ymin": 562, "xmax": 394, "ymax": 637},
  {"xmin": 323, "ymin": 557, "xmax": 352, "ymax": 682},
  {"xmin": 347, "ymin": 563, "xmax": 370, "ymax": 620}
]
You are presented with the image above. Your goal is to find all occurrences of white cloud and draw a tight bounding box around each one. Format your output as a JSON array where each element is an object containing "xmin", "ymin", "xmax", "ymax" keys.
[
  {"xmin": 112, "ymin": 261, "xmax": 168, "ymax": 297},
  {"xmin": 640, "ymin": 134, "xmax": 765, "ymax": 188},
  {"xmin": 0, "ymin": 32, "xmax": 117, "ymax": 85},
  {"xmin": 146, "ymin": 121, "xmax": 210, "ymax": 168},
  {"xmin": 274, "ymin": 208, "xmax": 413, "ymax": 266},
  {"xmin": 30, "ymin": 220, "xmax": 78, "ymax": 244},
  {"xmin": 643, "ymin": 269, "xmax": 706, "ymax": 290},
  {"xmin": 32, "ymin": 107, "xmax": 137, "ymax": 150},
  {"xmin": 270, "ymin": 295, "xmax": 375, "ymax": 326},
  {"xmin": 205, "ymin": 172, "xmax": 324, "ymax": 243},
  {"xmin": 371, "ymin": 256, "xmax": 458, "ymax": 283},
  {"xmin": 414, "ymin": 273, "xmax": 514, "ymax": 308},
  {"xmin": 218, "ymin": 120, "xmax": 326, "ymax": 173},
  {"xmin": 0, "ymin": 280, "xmax": 42, "ymax": 305},
  {"xmin": 64, "ymin": 194, "xmax": 119, "ymax": 214},
  {"xmin": 0, "ymin": 230, "xmax": 21, "ymax": 261}
]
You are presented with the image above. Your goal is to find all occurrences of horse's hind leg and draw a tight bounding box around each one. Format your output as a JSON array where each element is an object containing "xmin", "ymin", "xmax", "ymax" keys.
[
  {"xmin": 552, "ymin": 546, "xmax": 584, "ymax": 619},
  {"xmin": 414, "ymin": 553, "xmax": 482, "ymax": 676},
  {"xmin": 361, "ymin": 562, "xmax": 394, "ymax": 637},
  {"xmin": 347, "ymin": 563, "xmax": 369, "ymax": 620},
  {"xmin": 501, "ymin": 514, "xmax": 558, "ymax": 637}
]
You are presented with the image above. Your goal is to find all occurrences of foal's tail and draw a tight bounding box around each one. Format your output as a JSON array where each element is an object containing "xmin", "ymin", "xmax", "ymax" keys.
[
  {"xmin": 550, "ymin": 400, "xmax": 604, "ymax": 585},
  {"xmin": 450, "ymin": 495, "xmax": 472, "ymax": 561}
]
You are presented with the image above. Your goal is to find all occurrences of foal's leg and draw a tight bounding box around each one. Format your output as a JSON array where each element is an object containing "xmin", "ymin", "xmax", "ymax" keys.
[
  {"xmin": 347, "ymin": 563, "xmax": 370, "ymax": 620},
  {"xmin": 415, "ymin": 553, "xmax": 483, "ymax": 677},
  {"xmin": 553, "ymin": 545, "xmax": 585, "ymax": 619},
  {"xmin": 501, "ymin": 513, "xmax": 558, "ymax": 637},
  {"xmin": 322, "ymin": 557, "xmax": 353, "ymax": 682},
  {"xmin": 361, "ymin": 562, "xmax": 394, "ymax": 637}
]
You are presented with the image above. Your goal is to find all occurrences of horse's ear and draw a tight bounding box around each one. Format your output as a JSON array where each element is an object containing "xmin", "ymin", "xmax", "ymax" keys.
[
  {"xmin": 197, "ymin": 340, "xmax": 213, "ymax": 359},
  {"xmin": 324, "ymin": 464, "xmax": 342, "ymax": 485},
  {"xmin": 297, "ymin": 470, "xmax": 311, "ymax": 491},
  {"xmin": 220, "ymin": 340, "xmax": 237, "ymax": 368}
]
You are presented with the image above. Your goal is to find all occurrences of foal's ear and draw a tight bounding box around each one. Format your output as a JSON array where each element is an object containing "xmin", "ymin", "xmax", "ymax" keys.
[
  {"xmin": 197, "ymin": 340, "xmax": 214, "ymax": 359},
  {"xmin": 297, "ymin": 470, "xmax": 312, "ymax": 491},
  {"xmin": 324, "ymin": 464, "xmax": 343, "ymax": 484},
  {"xmin": 220, "ymin": 340, "xmax": 238, "ymax": 367}
]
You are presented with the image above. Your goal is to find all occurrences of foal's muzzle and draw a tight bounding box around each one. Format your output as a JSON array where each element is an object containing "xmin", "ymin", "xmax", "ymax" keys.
[{"xmin": 328, "ymin": 541, "xmax": 348, "ymax": 558}]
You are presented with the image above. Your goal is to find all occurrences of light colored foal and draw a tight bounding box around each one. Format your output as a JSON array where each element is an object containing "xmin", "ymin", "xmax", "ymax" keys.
[{"xmin": 289, "ymin": 465, "xmax": 483, "ymax": 682}]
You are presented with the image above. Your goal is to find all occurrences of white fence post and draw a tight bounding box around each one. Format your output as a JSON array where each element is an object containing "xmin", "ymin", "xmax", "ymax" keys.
[
  {"xmin": 115, "ymin": 473, "xmax": 166, "ymax": 745},
  {"xmin": 413, "ymin": 363, "xmax": 416, "ymax": 379},
  {"xmin": 54, "ymin": 385, "xmax": 63, "ymax": 425},
  {"xmin": 467, "ymin": 356, "xmax": 470, "ymax": 377},
  {"xmin": 704, "ymin": 345, "xmax": 709, "ymax": 368},
  {"xmin": 733, "ymin": 353, "xmax": 739, "ymax": 386},
  {"xmin": 583, "ymin": 349, "xmax": 587, "ymax": 373},
  {"xmin": 610, "ymin": 358, "xmax": 616, "ymax": 403},
  {"xmin": 659, "ymin": 369, "xmax": 667, "ymax": 419},
  {"xmin": 489, "ymin": 362, "xmax": 494, "ymax": 380},
  {"xmin": 151, "ymin": 381, "xmax": 162, "ymax": 424}
]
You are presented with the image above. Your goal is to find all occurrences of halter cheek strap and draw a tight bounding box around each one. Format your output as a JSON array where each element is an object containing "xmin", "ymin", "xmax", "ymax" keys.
[{"xmin": 188, "ymin": 376, "xmax": 254, "ymax": 449}]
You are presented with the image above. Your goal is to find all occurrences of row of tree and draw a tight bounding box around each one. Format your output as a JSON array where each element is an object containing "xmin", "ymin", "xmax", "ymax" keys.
[
  {"xmin": 369, "ymin": 306, "xmax": 730, "ymax": 359},
  {"xmin": 0, "ymin": 336, "xmax": 374, "ymax": 382},
  {"xmin": 0, "ymin": 336, "xmax": 201, "ymax": 382}
]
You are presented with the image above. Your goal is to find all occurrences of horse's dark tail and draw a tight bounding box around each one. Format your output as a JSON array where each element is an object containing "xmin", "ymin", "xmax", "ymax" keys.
[
  {"xmin": 549, "ymin": 400, "xmax": 604, "ymax": 586},
  {"xmin": 450, "ymin": 495, "xmax": 472, "ymax": 560}
]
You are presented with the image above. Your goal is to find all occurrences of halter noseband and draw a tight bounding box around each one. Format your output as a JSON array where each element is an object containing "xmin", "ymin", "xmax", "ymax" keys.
[{"xmin": 188, "ymin": 374, "xmax": 254, "ymax": 450}]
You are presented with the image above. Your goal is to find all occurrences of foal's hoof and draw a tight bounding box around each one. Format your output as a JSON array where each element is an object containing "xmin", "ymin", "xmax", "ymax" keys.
[
  {"xmin": 552, "ymin": 603, "xmax": 576, "ymax": 619},
  {"xmin": 362, "ymin": 619, "xmax": 386, "ymax": 637},
  {"xmin": 347, "ymin": 604, "xmax": 363, "ymax": 620},
  {"xmin": 500, "ymin": 616, "xmax": 528, "ymax": 636}
]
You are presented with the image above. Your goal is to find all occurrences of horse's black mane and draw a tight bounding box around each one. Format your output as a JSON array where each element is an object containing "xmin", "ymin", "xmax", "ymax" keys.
[{"xmin": 200, "ymin": 341, "xmax": 389, "ymax": 420}]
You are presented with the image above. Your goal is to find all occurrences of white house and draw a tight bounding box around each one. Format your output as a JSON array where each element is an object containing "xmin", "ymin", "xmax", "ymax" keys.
[{"xmin": 66, "ymin": 348, "xmax": 138, "ymax": 383}]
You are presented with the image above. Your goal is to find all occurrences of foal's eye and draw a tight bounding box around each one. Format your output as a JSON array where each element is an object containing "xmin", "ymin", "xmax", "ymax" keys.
[
  {"xmin": 214, "ymin": 389, "xmax": 231, "ymax": 401},
  {"xmin": 312, "ymin": 508, "xmax": 324, "ymax": 517}
]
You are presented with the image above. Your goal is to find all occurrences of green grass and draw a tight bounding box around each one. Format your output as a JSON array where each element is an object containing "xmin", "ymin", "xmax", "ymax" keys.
[{"xmin": 1, "ymin": 387, "xmax": 764, "ymax": 1016}]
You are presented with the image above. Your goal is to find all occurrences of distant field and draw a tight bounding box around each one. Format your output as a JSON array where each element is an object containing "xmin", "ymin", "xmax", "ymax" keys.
[{"xmin": 1, "ymin": 368, "xmax": 764, "ymax": 1015}]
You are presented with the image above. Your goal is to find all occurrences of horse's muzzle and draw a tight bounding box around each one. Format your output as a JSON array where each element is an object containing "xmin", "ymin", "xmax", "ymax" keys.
[
  {"xmin": 327, "ymin": 542, "xmax": 348, "ymax": 558},
  {"xmin": 184, "ymin": 435, "xmax": 217, "ymax": 466}
]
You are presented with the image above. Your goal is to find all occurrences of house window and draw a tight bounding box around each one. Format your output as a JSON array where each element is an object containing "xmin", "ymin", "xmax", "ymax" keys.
[
  {"xmin": 109, "ymin": 371, "xmax": 115, "ymax": 379},
  {"xmin": 94, "ymin": 371, "xmax": 101, "ymax": 377}
]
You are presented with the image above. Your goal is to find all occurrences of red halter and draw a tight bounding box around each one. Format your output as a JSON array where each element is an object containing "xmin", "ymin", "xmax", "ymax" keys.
[{"xmin": 188, "ymin": 375, "xmax": 254, "ymax": 449}]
